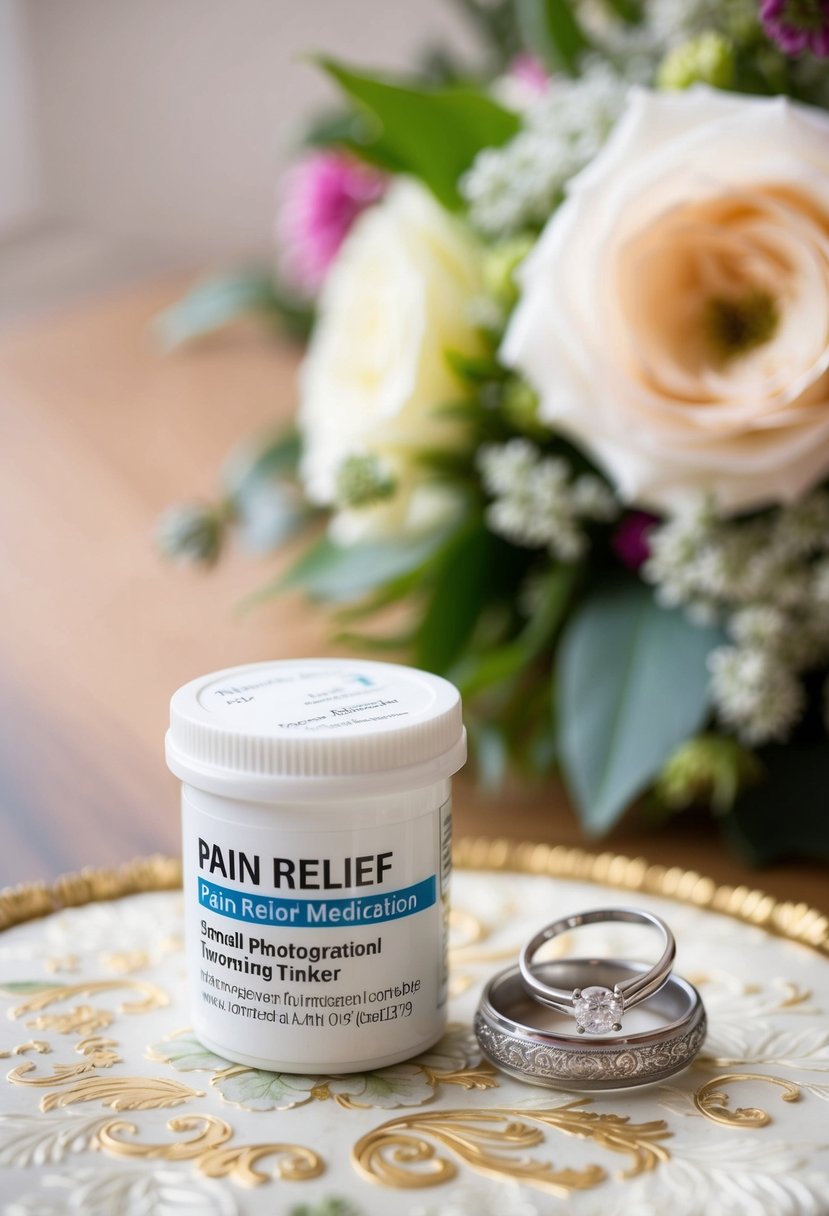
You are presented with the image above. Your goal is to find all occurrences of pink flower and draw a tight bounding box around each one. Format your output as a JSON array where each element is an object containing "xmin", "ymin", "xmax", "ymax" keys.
[
  {"xmin": 277, "ymin": 151, "xmax": 386, "ymax": 294},
  {"xmin": 760, "ymin": 0, "xmax": 829, "ymax": 56},
  {"xmin": 612, "ymin": 512, "xmax": 659, "ymax": 571},
  {"xmin": 508, "ymin": 54, "xmax": 550, "ymax": 96},
  {"xmin": 494, "ymin": 54, "xmax": 550, "ymax": 112}
]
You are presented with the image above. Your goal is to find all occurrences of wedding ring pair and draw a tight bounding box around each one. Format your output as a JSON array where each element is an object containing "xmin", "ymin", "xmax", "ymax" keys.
[{"xmin": 475, "ymin": 906, "xmax": 706, "ymax": 1091}]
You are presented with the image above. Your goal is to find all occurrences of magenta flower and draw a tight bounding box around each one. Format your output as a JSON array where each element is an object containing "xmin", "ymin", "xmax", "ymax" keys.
[
  {"xmin": 760, "ymin": 0, "xmax": 829, "ymax": 56},
  {"xmin": 277, "ymin": 151, "xmax": 386, "ymax": 294},
  {"xmin": 612, "ymin": 512, "xmax": 660, "ymax": 572}
]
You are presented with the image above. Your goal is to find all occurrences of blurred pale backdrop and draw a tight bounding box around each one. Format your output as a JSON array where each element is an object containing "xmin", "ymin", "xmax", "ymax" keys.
[{"xmin": 0, "ymin": 0, "xmax": 473, "ymax": 321}]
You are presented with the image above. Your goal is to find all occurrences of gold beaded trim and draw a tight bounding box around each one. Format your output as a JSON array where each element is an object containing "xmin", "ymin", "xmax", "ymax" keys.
[
  {"xmin": 1, "ymin": 842, "xmax": 826, "ymax": 959},
  {"xmin": 453, "ymin": 837, "xmax": 829, "ymax": 958}
]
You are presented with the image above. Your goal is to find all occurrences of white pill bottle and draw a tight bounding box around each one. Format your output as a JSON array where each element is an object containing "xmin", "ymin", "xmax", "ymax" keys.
[{"xmin": 166, "ymin": 658, "xmax": 465, "ymax": 1074}]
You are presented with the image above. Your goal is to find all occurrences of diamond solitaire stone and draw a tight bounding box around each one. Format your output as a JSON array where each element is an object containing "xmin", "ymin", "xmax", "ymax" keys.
[{"xmin": 573, "ymin": 986, "xmax": 623, "ymax": 1034}]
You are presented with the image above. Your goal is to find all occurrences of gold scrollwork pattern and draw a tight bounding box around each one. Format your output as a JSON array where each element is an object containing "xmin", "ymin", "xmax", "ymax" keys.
[
  {"xmin": 353, "ymin": 1100, "xmax": 671, "ymax": 1194},
  {"xmin": 96, "ymin": 1113, "xmax": 324, "ymax": 1186},
  {"xmin": 7, "ymin": 1048, "xmax": 120, "ymax": 1087},
  {"xmin": 39, "ymin": 1075, "xmax": 205, "ymax": 1112},
  {"xmin": 0, "ymin": 848, "xmax": 826, "ymax": 1209},
  {"xmin": 99, "ymin": 951, "xmax": 151, "ymax": 975},
  {"xmin": 27, "ymin": 1006, "xmax": 115, "ymax": 1036},
  {"xmin": 197, "ymin": 1142, "xmax": 324, "ymax": 1186},
  {"xmin": 694, "ymin": 1073, "xmax": 802, "ymax": 1127},
  {"xmin": 44, "ymin": 955, "xmax": 79, "ymax": 974},
  {"xmin": 96, "ymin": 1112, "xmax": 231, "ymax": 1160},
  {"xmin": 0, "ymin": 1040, "xmax": 51, "ymax": 1059},
  {"xmin": 1, "ymin": 979, "xmax": 168, "ymax": 1021},
  {"xmin": 420, "ymin": 1060, "xmax": 498, "ymax": 1093}
]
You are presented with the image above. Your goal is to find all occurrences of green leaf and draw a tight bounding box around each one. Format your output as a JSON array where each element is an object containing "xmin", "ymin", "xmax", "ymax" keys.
[
  {"xmin": 223, "ymin": 429, "xmax": 302, "ymax": 494},
  {"xmin": 556, "ymin": 582, "xmax": 723, "ymax": 835},
  {"xmin": 249, "ymin": 527, "xmax": 454, "ymax": 607},
  {"xmin": 445, "ymin": 349, "xmax": 506, "ymax": 386},
  {"xmin": 213, "ymin": 1068, "xmax": 322, "ymax": 1111},
  {"xmin": 454, "ymin": 564, "xmax": 577, "ymax": 698},
  {"xmin": 148, "ymin": 1033, "xmax": 230, "ymax": 1072},
  {"xmin": 415, "ymin": 523, "xmax": 491, "ymax": 673},
  {"xmin": 333, "ymin": 568, "xmax": 425, "ymax": 623},
  {"xmin": 332, "ymin": 630, "xmax": 413, "ymax": 654},
  {"xmin": 327, "ymin": 1063, "xmax": 433, "ymax": 1108},
  {"xmin": 0, "ymin": 981, "xmax": 56, "ymax": 996},
  {"xmin": 155, "ymin": 272, "xmax": 277, "ymax": 349},
  {"xmin": 600, "ymin": 0, "xmax": 643, "ymax": 22},
  {"xmin": 448, "ymin": 0, "xmax": 524, "ymax": 64},
  {"xmin": 223, "ymin": 429, "xmax": 312, "ymax": 553},
  {"xmin": 723, "ymin": 742, "xmax": 829, "ymax": 864},
  {"xmin": 318, "ymin": 58, "xmax": 520, "ymax": 209},
  {"xmin": 467, "ymin": 718, "xmax": 509, "ymax": 791},
  {"xmin": 289, "ymin": 1198, "xmax": 364, "ymax": 1216},
  {"xmin": 155, "ymin": 272, "xmax": 313, "ymax": 348},
  {"xmin": 517, "ymin": 0, "xmax": 591, "ymax": 75},
  {"xmin": 236, "ymin": 483, "xmax": 311, "ymax": 553}
]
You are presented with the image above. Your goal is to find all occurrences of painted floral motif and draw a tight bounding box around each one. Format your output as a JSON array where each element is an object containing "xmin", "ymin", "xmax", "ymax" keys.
[
  {"xmin": 0, "ymin": 1111, "xmax": 110, "ymax": 1167},
  {"xmin": 148, "ymin": 1025, "xmax": 494, "ymax": 1112},
  {"xmin": 0, "ymin": 865, "xmax": 828, "ymax": 1215},
  {"xmin": 574, "ymin": 1136, "xmax": 829, "ymax": 1216},
  {"xmin": 5, "ymin": 1164, "xmax": 239, "ymax": 1216},
  {"xmin": 701, "ymin": 1024, "xmax": 829, "ymax": 1073}
]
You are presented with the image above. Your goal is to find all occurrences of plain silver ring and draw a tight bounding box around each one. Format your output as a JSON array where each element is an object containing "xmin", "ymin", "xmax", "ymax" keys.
[
  {"xmin": 519, "ymin": 907, "xmax": 676, "ymax": 1033},
  {"xmin": 476, "ymin": 958, "xmax": 705, "ymax": 1090}
]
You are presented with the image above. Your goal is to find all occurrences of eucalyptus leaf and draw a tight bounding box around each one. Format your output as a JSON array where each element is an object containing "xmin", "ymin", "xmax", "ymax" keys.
[
  {"xmin": 223, "ymin": 430, "xmax": 311, "ymax": 553},
  {"xmin": 318, "ymin": 58, "xmax": 520, "ymax": 209},
  {"xmin": 249, "ymin": 527, "xmax": 454, "ymax": 607},
  {"xmin": 333, "ymin": 567, "xmax": 426, "ymax": 623},
  {"xmin": 234, "ymin": 482, "xmax": 311, "ymax": 553},
  {"xmin": 556, "ymin": 582, "xmax": 723, "ymax": 834},
  {"xmin": 516, "ymin": 0, "xmax": 591, "ymax": 75},
  {"xmin": 154, "ymin": 272, "xmax": 312, "ymax": 349},
  {"xmin": 223, "ymin": 430, "xmax": 302, "ymax": 495},
  {"xmin": 467, "ymin": 718, "xmax": 509, "ymax": 791}
]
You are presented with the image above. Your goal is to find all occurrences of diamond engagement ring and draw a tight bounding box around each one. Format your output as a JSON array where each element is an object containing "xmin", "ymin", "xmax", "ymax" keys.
[
  {"xmin": 518, "ymin": 908, "xmax": 676, "ymax": 1034},
  {"xmin": 476, "ymin": 958, "xmax": 705, "ymax": 1090}
]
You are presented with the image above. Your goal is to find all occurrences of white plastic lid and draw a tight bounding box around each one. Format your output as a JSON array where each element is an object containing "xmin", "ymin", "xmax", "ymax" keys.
[{"xmin": 166, "ymin": 658, "xmax": 466, "ymax": 799}]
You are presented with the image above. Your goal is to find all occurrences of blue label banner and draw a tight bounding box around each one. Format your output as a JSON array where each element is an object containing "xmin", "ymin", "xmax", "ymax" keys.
[{"xmin": 198, "ymin": 875, "xmax": 436, "ymax": 927}]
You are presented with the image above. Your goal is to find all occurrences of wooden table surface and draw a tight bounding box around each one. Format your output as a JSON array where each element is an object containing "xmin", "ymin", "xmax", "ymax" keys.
[{"xmin": 1, "ymin": 279, "xmax": 826, "ymax": 911}]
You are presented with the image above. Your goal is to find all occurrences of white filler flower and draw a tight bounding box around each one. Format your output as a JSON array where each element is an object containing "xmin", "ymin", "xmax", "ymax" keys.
[
  {"xmin": 502, "ymin": 87, "xmax": 829, "ymax": 513},
  {"xmin": 299, "ymin": 178, "xmax": 483, "ymax": 544}
]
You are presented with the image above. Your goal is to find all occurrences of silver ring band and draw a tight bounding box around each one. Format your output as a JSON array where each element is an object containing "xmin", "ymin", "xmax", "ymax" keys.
[
  {"xmin": 476, "ymin": 958, "xmax": 705, "ymax": 1091},
  {"xmin": 519, "ymin": 907, "xmax": 676, "ymax": 1033}
]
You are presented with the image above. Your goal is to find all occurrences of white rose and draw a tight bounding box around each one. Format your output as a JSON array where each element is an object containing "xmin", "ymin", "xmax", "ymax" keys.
[
  {"xmin": 502, "ymin": 87, "xmax": 829, "ymax": 513},
  {"xmin": 299, "ymin": 178, "xmax": 482, "ymax": 543}
]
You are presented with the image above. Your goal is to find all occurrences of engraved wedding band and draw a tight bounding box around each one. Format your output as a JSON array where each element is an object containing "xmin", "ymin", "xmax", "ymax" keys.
[
  {"xmin": 519, "ymin": 908, "xmax": 676, "ymax": 1034},
  {"xmin": 476, "ymin": 958, "xmax": 706, "ymax": 1090}
]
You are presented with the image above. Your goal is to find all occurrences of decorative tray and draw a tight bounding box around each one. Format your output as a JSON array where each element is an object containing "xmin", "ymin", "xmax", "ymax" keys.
[{"xmin": 1, "ymin": 841, "xmax": 827, "ymax": 1216}]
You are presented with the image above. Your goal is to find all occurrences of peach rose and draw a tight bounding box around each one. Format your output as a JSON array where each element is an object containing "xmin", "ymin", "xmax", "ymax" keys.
[{"xmin": 502, "ymin": 87, "xmax": 829, "ymax": 513}]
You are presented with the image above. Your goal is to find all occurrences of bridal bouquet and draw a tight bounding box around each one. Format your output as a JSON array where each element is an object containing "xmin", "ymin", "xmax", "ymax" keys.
[{"xmin": 160, "ymin": 0, "xmax": 829, "ymax": 862}]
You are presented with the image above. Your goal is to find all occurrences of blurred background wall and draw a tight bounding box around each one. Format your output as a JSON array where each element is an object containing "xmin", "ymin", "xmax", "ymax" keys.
[{"xmin": 0, "ymin": 0, "xmax": 474, "ymax": 321}]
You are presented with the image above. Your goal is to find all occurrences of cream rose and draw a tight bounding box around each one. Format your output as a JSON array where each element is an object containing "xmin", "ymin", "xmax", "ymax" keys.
[
  {"xmin": 299, "ymin": 178, "xmax": 482, "ymax": 543},
  {"xmin": 502, "ymin": 87, "xmax": 829, "ymax": 513}
]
